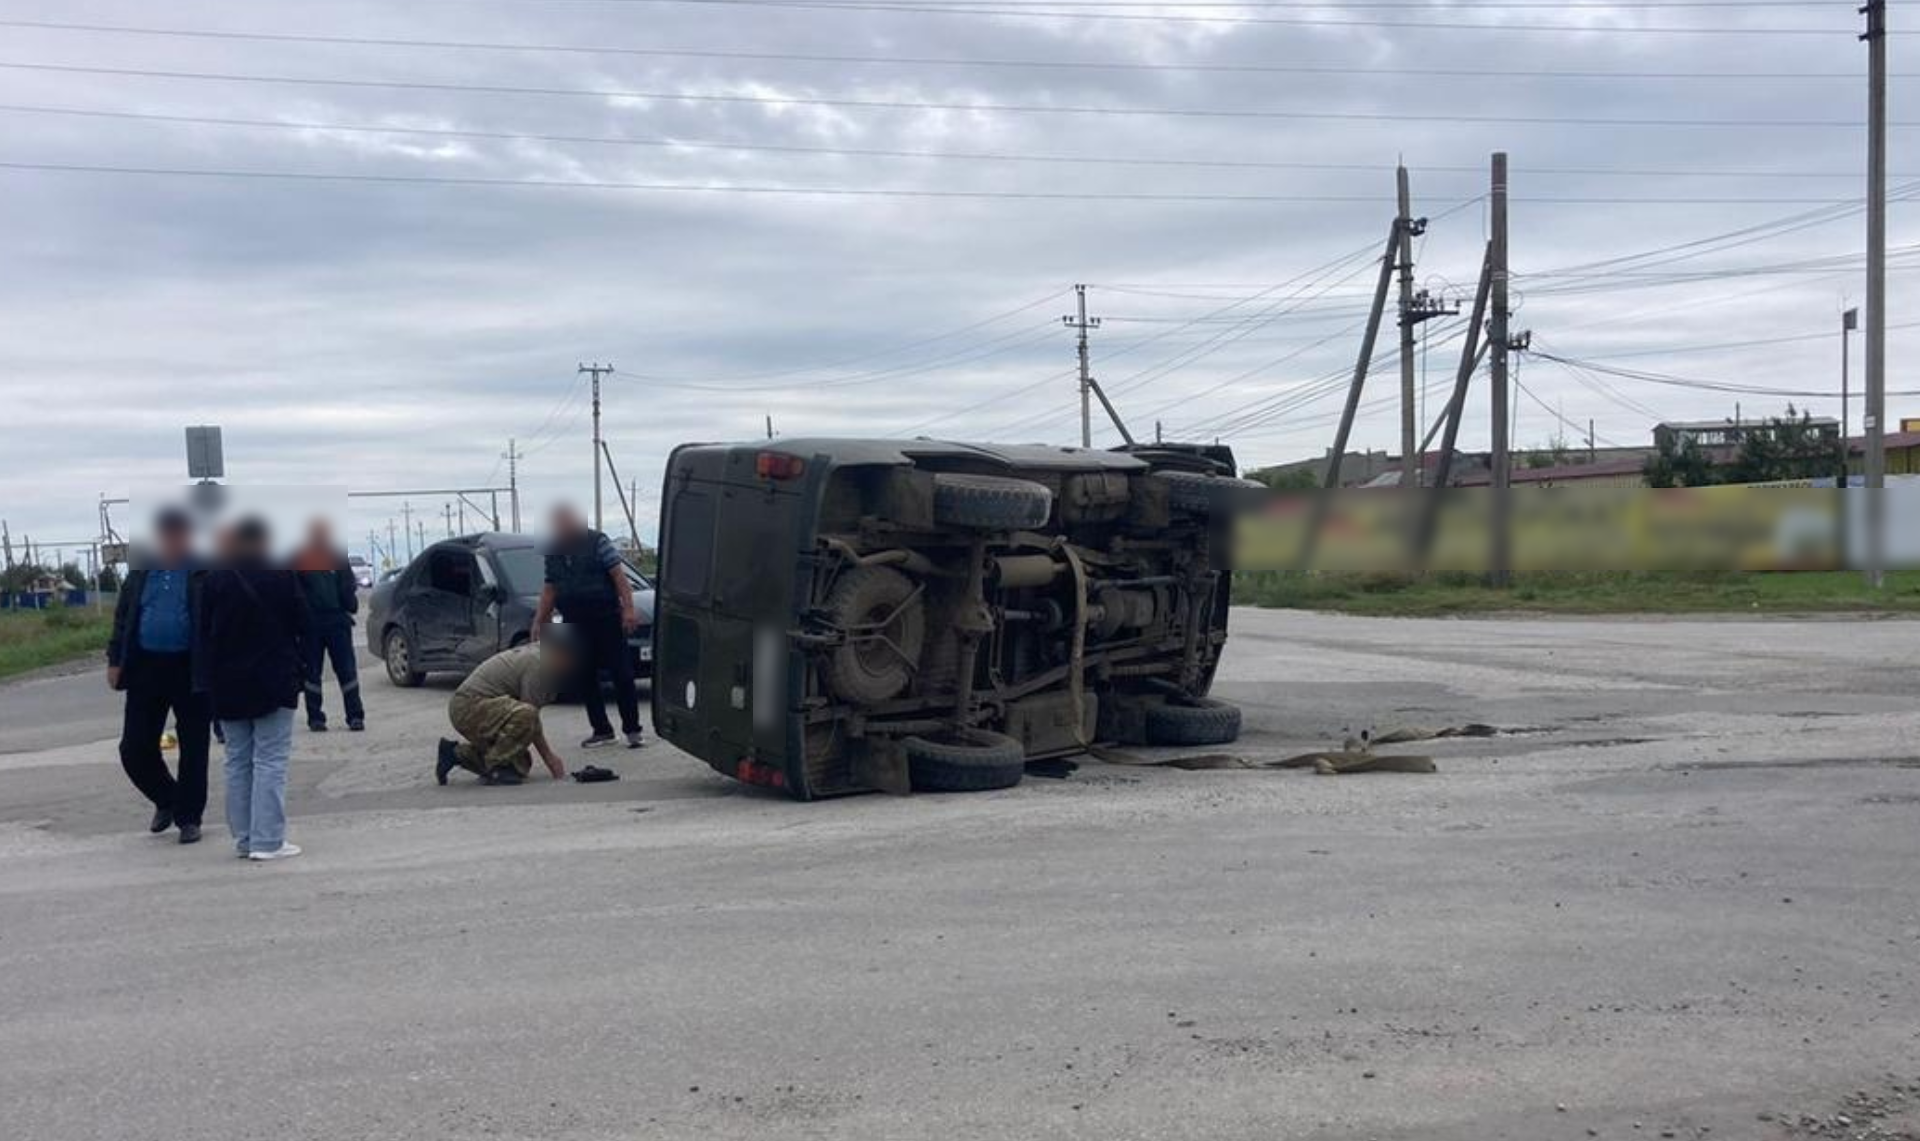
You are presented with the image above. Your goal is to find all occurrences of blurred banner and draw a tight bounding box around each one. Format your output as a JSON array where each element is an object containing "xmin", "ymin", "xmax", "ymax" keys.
[{"xmin": 1238, "ymin": 481, "xmax": 1920, "ymax": 572}]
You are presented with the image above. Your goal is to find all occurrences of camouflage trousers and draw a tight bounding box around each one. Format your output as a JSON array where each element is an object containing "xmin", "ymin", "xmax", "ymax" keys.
[{"xmin": 447, "ymin": 692, "xmax": 539, "ymax": 778}]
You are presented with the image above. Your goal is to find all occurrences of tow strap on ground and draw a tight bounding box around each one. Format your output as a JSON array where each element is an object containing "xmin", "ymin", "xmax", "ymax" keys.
[{"xmin": 1078, "ymin": 723, "xmax": 1501, "ymax": 776}]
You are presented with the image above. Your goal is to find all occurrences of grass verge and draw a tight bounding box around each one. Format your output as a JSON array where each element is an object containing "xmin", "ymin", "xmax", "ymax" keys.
[
  {"xmin": 1233, "ymin": 570, "xmax": 1920, "ymax": 617},
  {"xmin": 0, "ymin": 607, "xmax": 114, "ymax": 681}
]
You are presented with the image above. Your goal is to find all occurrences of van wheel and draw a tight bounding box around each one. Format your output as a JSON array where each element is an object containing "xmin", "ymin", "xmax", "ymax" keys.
[
  {"xmin": 1145, "ymin": 697, "xmax": 1242, "ymax": 746},
  {"xmin": 383, "ymin": 628, "xmax": 424, "ymax": 688},
  {"xmin": 1158, "ymin": 470, "xmax": 1266, "ymax": 517},
  {"xmin": 903, "ymin": 729, "xmax": 1027, "ymax": 792},
  {"xmin": 823, "ymin": 565, "xmax": 925, "ymax": 704},
  {"xmin": 932, "ymin": 474, "xmax": 1053, "ymax": 530}
]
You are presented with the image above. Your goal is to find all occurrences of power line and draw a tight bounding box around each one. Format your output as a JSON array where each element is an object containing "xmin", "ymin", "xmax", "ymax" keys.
[
  {"xmin": 617, "ymin": 289, "xmax": 1068, "ymax": 387},
  {"xmin": 5, "ymin": 161, "xmax": 1878, "ymax": 206},
  {"xmin": 0, "ymin": 160, "xmax": 1477, "ymax": 202},
  {"xmin": 3, "ymin": 19, "xmax": 1904, "ymax": 80},
  {"xmin": 2, "ymin": 62, "xmax": 1905, "ymax": 129},
  {"xmin": 13, "ymin": 105, "xmax": 1908, "ymax": 181},
  {"xmin": 164, "ymin": 0, "xmax": 1859, "ymax": 34}
]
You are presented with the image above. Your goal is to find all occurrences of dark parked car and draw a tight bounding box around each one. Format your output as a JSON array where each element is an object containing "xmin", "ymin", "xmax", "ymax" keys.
[{"xmin": 366, "ymin": 532, "xmax": 654, "ymax": 687}]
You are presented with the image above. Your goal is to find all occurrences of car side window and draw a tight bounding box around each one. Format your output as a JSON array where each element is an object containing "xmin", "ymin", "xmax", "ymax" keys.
[{"xmin": 427, "ymin": 549, "xmax": 478, "ymax": 597}]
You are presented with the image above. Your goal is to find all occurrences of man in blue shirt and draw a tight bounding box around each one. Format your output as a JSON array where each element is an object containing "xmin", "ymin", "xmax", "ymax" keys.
[{"xmin": 107, "ymin": 508, "xmax": 213, "ymax": 844}]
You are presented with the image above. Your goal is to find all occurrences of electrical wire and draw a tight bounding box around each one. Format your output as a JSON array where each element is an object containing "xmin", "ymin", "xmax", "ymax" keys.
[
  {"xmin": 1, "ymin": 62, "xmax": 1904, "ymax": 129},
  {"xmin": 173, "ymin": 0, "xmax": 1862, "ymax": 35},
  {"xmin": 3, "ymin": 18, "xmax": 1904, "ymax": 80}
]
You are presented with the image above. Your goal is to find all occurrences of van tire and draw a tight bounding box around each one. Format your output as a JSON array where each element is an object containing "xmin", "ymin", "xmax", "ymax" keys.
[
  {"xmin": 1145, "ymin": 697, "xmax": 1242, "ymax": 746},
  {"xmin": 1158, "ymin": 470, "xmax": 1265, "ymax": 517},
  {"xmin": 823, "ymin": 565, "xmax": 925, "ymax": 704},
  {"xmin": 932, "ymin": 474, "xmax": 1053, "ymax": 530},
  {"xmin": 904, "ymin": 729, "xmax": 1027, "ymax": 792}
]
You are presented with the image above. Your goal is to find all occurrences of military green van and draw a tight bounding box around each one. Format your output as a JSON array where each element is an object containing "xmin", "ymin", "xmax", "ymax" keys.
[{"xmin": 651, "ymin": 439, "xmax": 1258, "ymax": 799}]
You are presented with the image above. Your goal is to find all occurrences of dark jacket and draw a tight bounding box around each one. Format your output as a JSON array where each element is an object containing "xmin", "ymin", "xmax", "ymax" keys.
[
  {"xmin": 197, "ymin": 561, "xmax": 309, "ymax": 721},
  {"xmin": 107, "ymin": 563, "xmax": 207, "ymax": 677},
  {"xmin": 546, "ymin": 529, "xmax": 620, "ymax": 615},
  {"xmin": 295, "ymin": 551, "xmax": 359, "ymax": 626}
]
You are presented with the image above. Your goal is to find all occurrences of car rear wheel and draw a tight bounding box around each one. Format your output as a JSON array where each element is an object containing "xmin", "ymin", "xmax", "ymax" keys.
[
  {"xmin": 383, "ymin": 627, "xmax": 424, "ymax": 688},
  {"xmin": 902, "ymin": 729, "xmax": 1027, "ymax": 792}
]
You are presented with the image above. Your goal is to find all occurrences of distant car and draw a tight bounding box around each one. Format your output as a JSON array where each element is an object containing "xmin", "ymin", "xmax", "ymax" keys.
[
  {"xmin": 365, "ymin": 532, "xmax": 654, "ymax": 688},
  {"xmin": 348, "ymin": 555, "xmax": 374, "ymax": 590}
]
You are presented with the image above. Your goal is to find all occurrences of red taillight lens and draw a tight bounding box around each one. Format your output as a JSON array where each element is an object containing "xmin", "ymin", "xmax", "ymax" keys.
[
  {"xmin": 735, "ymin": 758, "xmax": 787, "ymax": 789},
  {"xmin": 755, "ymin": 452, "xmax": 806, "ymax": 481}
]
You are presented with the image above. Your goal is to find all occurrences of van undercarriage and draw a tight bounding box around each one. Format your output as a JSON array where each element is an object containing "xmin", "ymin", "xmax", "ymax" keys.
[{"xmin": 653, "ymin": 440, "xmax": 1258, "ymax": 798}]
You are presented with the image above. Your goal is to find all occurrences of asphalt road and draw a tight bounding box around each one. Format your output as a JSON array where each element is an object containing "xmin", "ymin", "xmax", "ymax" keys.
[{"xmin": 2, "ymin": 609, "xmax": 1918, "ymax": 1141}]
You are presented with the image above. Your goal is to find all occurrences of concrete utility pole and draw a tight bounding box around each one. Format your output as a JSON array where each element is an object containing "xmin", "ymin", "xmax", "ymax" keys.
[
  {"xmin": 1396, "ymin": 165, "xmax": 1419, "ymax": 488},
  {"xmin": 444, "ymin": 503, "xmax": 454, "ymax": 537},
  {"xmin": 579, "ymin": 362, "xmax": 614, "ymax": 532},
  {"xmin": 502, "ymin": 438, "xmax": 523, "ymax": 533},
  {"xmin": 1488, "ymin": 152, "xmax": 1513, "ymax": 588},
  {"xmin": 1841, "ymin": 307, "xmax": 1859, "ymax": 483},
  {"xmin": 765, "ymin": 415, "xmax": 774, "ymax": 440},
  {"xmin": 1863, "ymin": 0, "xmax": 1887, "ymax": 588},
  {"xmin": 387, "ymin": 519, "xmax": 398, "ymax": 566},
  {"xmin": 1063, "ymin": 285, "xmax": 1101, "ymax": 448},
  {"xmin": 400, "ymin": 502, "xmax": 415, "ymax": 561}
]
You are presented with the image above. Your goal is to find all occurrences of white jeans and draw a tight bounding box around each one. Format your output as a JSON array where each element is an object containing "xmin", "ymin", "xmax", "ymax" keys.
[{"xmin": 222, "ymin": 708, "xmax": 294, "ymax": 854}]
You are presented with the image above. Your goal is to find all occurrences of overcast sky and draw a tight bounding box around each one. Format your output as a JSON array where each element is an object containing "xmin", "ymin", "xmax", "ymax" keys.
[{"xmin": 0, "ymin": 0, "xmax": 1912, "ymax": 564}]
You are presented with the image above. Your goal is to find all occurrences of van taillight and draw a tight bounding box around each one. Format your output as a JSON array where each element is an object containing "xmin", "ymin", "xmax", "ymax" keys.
[
  {"xmin": 735, "ymin": 758, "xmax": 787, "ymax": 789},
  {"xmin": 755, "ymin": 452, "xmax": 806, "ymax": 481}
]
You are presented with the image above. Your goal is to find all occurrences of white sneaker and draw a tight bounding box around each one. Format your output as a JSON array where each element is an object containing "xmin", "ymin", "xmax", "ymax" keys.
[{"xmin": 247, "ymin": 843, "xmax": 302, "ymax": 862}]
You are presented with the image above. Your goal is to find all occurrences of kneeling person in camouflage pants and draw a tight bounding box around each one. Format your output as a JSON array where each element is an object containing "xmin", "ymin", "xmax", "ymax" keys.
[{"xmin": 436, "ymin": 637, "xmax": 575, "ymax": 786}]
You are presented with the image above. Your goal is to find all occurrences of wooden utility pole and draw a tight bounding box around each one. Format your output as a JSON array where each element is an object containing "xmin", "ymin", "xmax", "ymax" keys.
[
  {"xmin": 1488, "ymin": 152, "xmax": 1513, "ymax": 588},
  {"xmin": 1863, "ymin": 0, "xmax": 1887, "ymax": 587}
]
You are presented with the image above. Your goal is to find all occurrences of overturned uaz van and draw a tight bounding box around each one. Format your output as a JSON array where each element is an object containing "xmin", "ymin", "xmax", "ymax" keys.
[{"xmin": 651, "ymin": 439, "xmax": 1259, "ymax": 799}]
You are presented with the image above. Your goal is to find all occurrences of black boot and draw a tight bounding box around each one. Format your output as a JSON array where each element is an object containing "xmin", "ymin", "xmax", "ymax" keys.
[
  {"xmin": 148, "ymin": 806, "xmax": 174, "ymax": 834},
  {"xmin": 435, "ymin": 739, "xmax": 460, "ymax": 786}
]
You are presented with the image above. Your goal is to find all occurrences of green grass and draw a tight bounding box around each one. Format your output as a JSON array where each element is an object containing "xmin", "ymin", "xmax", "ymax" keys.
[
  {"xmin": 1233, "ymin": 570, "xmax": 1920, "ymax": 617},
  {"xmin": 0, "ymin": 607, "xmax": 115, "ymax": 680}
]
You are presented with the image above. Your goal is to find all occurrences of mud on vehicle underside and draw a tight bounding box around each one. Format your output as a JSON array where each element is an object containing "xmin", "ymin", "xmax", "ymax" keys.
[{"xmin": 651, "ymin": 439, "xmax": 1259, "ymax": 799}]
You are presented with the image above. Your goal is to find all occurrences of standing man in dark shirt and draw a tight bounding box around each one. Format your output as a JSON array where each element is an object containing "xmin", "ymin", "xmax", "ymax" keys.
[
  {"xmin": 200, "ymin": 516, "xmax": 309, "ymax": 862},
  {"xmin": 531, "ymin": 504, "xmax": 644, "ymax": 749},
  {"xmin": 292, "ymin": 518, "xmax": 365, "ymax": 733},
  {"xmin": 107, "ymin": 507, "xmax": 212, "ymax": 844}
]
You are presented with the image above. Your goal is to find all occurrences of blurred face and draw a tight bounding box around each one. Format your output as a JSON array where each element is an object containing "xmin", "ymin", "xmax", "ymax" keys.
[
  {"xmin": 306, "ymin": 518, "xmax": 333, "ymax": 552},
  {"xmin": 550, "ymin": 506, "xmax": 585, "ymax": 539},
  {"xmin": 155, "ymin": 518, "xmax": 192, "ymax": 564}
]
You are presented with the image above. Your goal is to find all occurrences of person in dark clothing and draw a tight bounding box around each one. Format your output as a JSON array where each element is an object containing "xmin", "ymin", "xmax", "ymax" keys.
[
  {"xmin": 292, "ymin": 518, "xmax": 365, "ymax": 732},
  {"xmin": 530, "ymin": 504, "xmax": 644, "ymax": 749},
  {"xmin": 199, "ymin": 517, "xmax": 309, "ymax": 862},
  {"xmin": 107, "ymin": 507, "xmax": 212, "ymax": 844}
]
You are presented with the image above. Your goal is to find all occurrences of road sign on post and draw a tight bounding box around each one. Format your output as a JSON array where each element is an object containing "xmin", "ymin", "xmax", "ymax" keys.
[{"xmin": 185, "ymin": 426, "xmax": 225, "ymax": 480}]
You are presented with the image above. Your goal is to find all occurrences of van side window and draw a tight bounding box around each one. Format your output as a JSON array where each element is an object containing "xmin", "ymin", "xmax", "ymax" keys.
[{"xmin": 664, "ymin": 491, "xmax": 715, "ymax": 599}]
